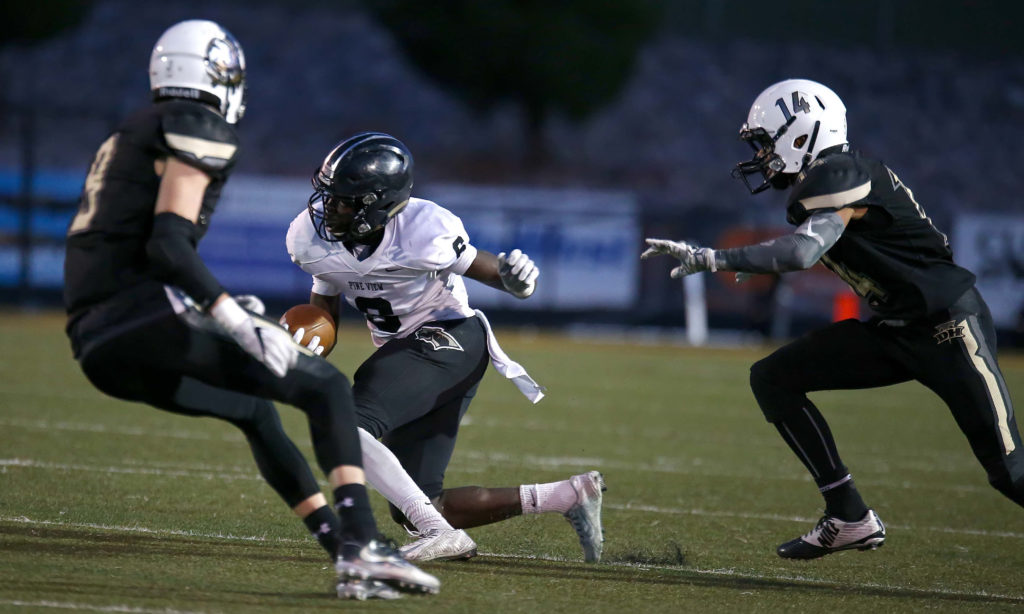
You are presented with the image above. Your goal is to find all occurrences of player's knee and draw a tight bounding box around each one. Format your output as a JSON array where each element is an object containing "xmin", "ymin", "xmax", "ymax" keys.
[
  {"xmin": 235, "ymin": 398, "xmax": 279, "ymax": 432},
  {"xmin": 749, "ymin": 357, "xmax": 795, "ymax": 423},
  {"xmin": 293, "ymin": 368, "xmax": 351, "ymax": 414},
  {"xmin": 749, "ymin": 358, "xmax": 775, "ymax": 399},
  {"xmin": 354, "ymin": 408, "xmax": 387, "ymax": 439},
  {"xmin": 989, "ymin": 464, "xmax": 1024, "ymax": 507}
]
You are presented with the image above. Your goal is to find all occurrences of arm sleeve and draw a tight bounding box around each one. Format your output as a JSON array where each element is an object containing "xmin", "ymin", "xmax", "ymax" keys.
[
  {"xmin": 715, "ymin": 211, "xmax": 847, "ymax": 274},
  {"xmin": 146, "ymin": 212, "xmax": 225, "ymax": 307}
]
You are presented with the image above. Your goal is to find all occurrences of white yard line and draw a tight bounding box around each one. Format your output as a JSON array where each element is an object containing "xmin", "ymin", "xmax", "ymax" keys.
[
  {"xmin": 3, "ymin": 457, "xmax": 1022, "ymax": 540},
  {"xmin": 0, "ymin": 599, "xmax": 205, "ymax": 614},
  {"xmin": 480, "ymin": 551, "xmax": 1024, "ymax": 603},
  {"xmin": 603, "ymin": 503, "xmax": 1024, "ymax": 539},
  {"xmin": 0, "ymin": 413, "xmax": 994, "ymax": 494},
  {"xmin": 0, "ymin": 458, "xmax": 262, "ymax": 482},
  {"xmin": 1, "ymin": 516, "xmax": 1021, "ymax": 604},
  {"xmin": 0, "ymin": 515, "xmax": 298, "ymax": 543}
]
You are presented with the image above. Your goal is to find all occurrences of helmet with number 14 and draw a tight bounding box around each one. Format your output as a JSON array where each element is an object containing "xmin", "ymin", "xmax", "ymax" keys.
[{"xmin": 733, "ymin": 79, "xmax": 847, "ymax": 194}]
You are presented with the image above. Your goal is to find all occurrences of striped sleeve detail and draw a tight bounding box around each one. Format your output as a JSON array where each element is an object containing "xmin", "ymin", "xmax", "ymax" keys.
[
  {"xmin": 165, "ymin": 132, "xmax": 237, "ymax": 162},
  {"xmin": 798, "ymin": 180, "xmax": 871, "ymax": 211}
]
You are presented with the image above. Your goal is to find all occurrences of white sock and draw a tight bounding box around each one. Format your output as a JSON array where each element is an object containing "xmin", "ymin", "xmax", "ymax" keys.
[
  {"xmin": 519, "ymin": 479, "xmax": 578, "ymax": 515},
  {"xmin": 358, "ymin": 428, "xmax": 453, "ymax": 532}
]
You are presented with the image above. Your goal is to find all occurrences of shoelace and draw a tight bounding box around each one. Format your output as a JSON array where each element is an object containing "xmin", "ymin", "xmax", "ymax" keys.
[
  {"xmin": 805, "ymin": 516, "xmax": 840, "ymax": 547},
  {"xmin": 402, "ymin": 527, "xmax": 440, "ymax": 540}
]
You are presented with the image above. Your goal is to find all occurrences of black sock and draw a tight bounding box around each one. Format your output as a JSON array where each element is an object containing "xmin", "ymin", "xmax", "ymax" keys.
[
  {"xmin": 822, "ymin": 478, "xmax": 869, "ymax": 522},
  {"xmin": 774, "ymin": 404, "xmax": 869, "ymax": 522},
  {"xmin": 774, "ymin": 404, "xmax": 845, "ymax": 483},
  {"xmin": 302, "ymin": 505, "xmax": 341, "ymax": 561},
  {"xmin": 333, "ymin": 484, "xmax": 377, "ymax": 545}
]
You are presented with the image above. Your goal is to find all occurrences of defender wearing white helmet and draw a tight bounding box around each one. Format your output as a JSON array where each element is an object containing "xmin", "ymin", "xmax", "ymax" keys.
[
  {"xmin": 643, "ymin": 79, "xmax": 1021, "ymax": 559},
  {"xmin": 63, "ymin": 20, "xmax": 438, "ymax": 600}
]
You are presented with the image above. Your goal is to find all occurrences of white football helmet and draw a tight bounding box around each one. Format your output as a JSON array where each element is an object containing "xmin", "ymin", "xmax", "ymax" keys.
[
  {"xmin": 149, "ymin": 20, "xmax": 247, "ymax": 124},
  {"xmin": 733, "ymin": 79, "xmax": 847, "ymax": 193}
]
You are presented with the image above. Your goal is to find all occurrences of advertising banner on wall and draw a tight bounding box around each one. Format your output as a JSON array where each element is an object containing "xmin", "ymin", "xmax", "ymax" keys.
[{"xmin": 952, "ymin": 213, "xmax": 1024, "ymax": 329}]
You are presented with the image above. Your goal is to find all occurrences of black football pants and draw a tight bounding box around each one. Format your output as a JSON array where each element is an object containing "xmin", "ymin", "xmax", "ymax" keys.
[
  {"xmin": 77, "ymin": 308, "xmax": 363, "ymax": 507},
  {"xmin": 750, "ymin": 287, "xmax": 1024, "ymax": 506},
  {"xmin": 353, "ymin": 316, "xmax": 490, "ymax": 512}
]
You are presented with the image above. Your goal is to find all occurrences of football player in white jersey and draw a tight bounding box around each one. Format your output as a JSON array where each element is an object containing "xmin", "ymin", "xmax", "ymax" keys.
[{"xmin": 285, "ymin": 132, "xmax": 606, "ymax": 563}]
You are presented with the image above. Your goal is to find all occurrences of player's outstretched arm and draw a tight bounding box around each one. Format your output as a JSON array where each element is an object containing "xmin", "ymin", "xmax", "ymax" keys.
[
  {"xmin": 465, "ymin": 249, "xmax": 539, "ymax": 299},
  {"xmin": 643, "ymin": 209, "xmax": 860, "ymax": 280}
]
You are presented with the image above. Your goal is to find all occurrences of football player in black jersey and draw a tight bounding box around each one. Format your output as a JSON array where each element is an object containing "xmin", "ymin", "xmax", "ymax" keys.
[
  {"xmin": 62, "ymin": 19, "xmax": 437, "ymax": 599},
  {"xmin": 643, "ymin": 78, "xmax": 1021, "ymax": 560}
]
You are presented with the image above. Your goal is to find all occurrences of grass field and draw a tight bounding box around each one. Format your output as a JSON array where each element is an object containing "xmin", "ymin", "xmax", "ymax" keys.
[{"xmin": 2, "ymin": 311, "xmax": 1024, "ymax": 613}]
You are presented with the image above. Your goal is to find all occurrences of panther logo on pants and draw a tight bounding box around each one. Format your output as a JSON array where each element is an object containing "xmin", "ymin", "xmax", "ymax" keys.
[
  {"xmin": 414, "ymin": 326, "xmax": 464, "ymax": 351},
  {"xmin": 933, "ymin": 320, "xmax": 966, "ymax": 345}
]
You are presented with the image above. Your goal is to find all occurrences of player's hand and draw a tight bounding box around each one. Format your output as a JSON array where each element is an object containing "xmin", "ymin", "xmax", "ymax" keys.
[
  {"xmin": 211, "ymin": 296, "xmax": 299, "ymax": 377},
  {"xmin": 497, "ymin": 249, "xmax": 539, "ymax": 299},
  {"xmin": 641, "ymin": 238, "xmax": 716, "ymax": 279},
  {"xmin": 281, "ymin": 322, "xmax": 325, "ymax": 356},
  {"xmin": 233, "ymin": 294, "xmax": 266, "ymax": 316}
]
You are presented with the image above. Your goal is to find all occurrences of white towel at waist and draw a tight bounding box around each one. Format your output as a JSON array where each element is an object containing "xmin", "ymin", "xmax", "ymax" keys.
[{"xmin": 474, "ymin": 309, "xmax": 545, "ymax": 403}]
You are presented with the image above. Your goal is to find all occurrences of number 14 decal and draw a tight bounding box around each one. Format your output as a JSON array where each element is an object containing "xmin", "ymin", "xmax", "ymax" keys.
[{"xmin": 775, "ymin": 92, "xmax": 811, "ymax": 121}]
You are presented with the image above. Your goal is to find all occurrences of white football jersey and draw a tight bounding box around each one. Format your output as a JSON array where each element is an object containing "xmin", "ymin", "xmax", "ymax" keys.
[{"xmin": 286, "ymin": 197, "xmax": 479, "ymax": 347}]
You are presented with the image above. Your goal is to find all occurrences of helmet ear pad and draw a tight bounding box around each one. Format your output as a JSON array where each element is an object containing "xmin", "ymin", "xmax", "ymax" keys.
[{"xmin": 308, "ymin": 133, "xmax": 413, "ymax": 242}]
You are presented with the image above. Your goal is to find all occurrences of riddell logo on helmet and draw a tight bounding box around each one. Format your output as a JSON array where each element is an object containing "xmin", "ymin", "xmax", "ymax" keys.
[{"xmin": 156, "ymin": 87, "xmax": 202, "ymax": 100}]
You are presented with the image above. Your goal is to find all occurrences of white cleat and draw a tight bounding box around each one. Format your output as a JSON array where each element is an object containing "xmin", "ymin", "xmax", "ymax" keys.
[
  {"xmin": 336, "ymin": 578, "xmax": 402, "ymax": 600},
  {"xmin": 564, "ymin": 471, "xmax": 606, "ymax": 563},
  {"xmin": 336, "ymin": 538, "xmax": 440, "ymax": 596},
  {"xmin": 399, "ymin": 528, "xmax": 478, "ymax": 562},
  {"xmin": 777, "ymin": 509, "xmax": 886, "ymax": 560}
]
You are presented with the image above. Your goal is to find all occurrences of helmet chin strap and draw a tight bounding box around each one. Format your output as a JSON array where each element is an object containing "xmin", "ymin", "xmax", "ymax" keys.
[{"xmin": 801, "ymin": 120, "xmax": 822, "ymax": 168}]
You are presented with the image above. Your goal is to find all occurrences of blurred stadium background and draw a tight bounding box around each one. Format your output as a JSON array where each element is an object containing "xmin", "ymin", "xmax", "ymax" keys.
[
  {"xmin": 1, "ymin": 0, "xmax": 1022, "ymax": 343},
  {"xmin": 3, "ymin": 3, "xmax": 1024, "ymax": 612}
]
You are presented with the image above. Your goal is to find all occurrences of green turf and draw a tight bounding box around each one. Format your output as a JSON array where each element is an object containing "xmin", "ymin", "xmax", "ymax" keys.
[{"xmin": 2, "ymin": 311, "xmax": 1023, "ymax": 613}]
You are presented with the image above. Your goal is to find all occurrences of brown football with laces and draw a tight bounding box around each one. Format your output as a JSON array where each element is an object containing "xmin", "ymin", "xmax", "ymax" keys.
[{"xmin": 279, "ymin": 304, "xmax": 336, "ymax": 357}]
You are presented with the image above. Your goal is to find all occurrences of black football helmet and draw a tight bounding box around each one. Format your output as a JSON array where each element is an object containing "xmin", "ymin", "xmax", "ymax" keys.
[{"xmin": 307, "ymin": 132, "xmax": 414, "ymax": 242}]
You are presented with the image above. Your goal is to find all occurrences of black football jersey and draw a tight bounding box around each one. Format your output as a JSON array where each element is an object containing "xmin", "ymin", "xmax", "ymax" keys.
[
  {"xmin": 786, "ymin": 150, "xmax": 975, "ymax": 319},
  {"xmin": 63, "ymin": 100, "xmax": 239, "ymax": 319}
]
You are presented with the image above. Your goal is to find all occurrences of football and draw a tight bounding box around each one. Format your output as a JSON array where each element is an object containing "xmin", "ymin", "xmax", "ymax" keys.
[{"xmin": 279, "ymin": 304, "xmax": 337, "ymax": 357}]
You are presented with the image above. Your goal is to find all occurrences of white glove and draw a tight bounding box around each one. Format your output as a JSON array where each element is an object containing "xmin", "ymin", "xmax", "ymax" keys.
[
  {"xmin": 497, "ymin": 249, "xmax": 539, "ymax": 299},
  {"xmin": 280, "ymin": 322, "xmax": 325, "ymax": 356},
  {"xmin": 233, "ymin": 294, "xmax": 266, "ymax": 316},
  {"xmin": 641, "ymin": 238, "xmax": 717, "ymax": 279},
  {"xmin": 211, "ymin": 296, "xmax": 299, "ymax": 377}
]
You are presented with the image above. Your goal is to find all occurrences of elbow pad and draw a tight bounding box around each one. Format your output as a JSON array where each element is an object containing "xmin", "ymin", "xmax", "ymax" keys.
[{"xmin": 147, "ymin": 212, "xmax": 225, "ymax": 307}]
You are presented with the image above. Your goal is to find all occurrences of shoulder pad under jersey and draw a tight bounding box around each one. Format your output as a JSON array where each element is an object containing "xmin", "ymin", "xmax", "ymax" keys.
[
  {"xmin": 787, "ymin": 153, "xmax": 871, "ymax": 223},
  {"xmin": 286, "ymin": 208, "xmax": 335, "ymax": 265},
  {"xmin": 390, "ymin": 198, "xmax": 474, "ymax": 272},
  {"xmin": 159, "ymin": 101, "xmax": 240, "ymax": 174}
]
